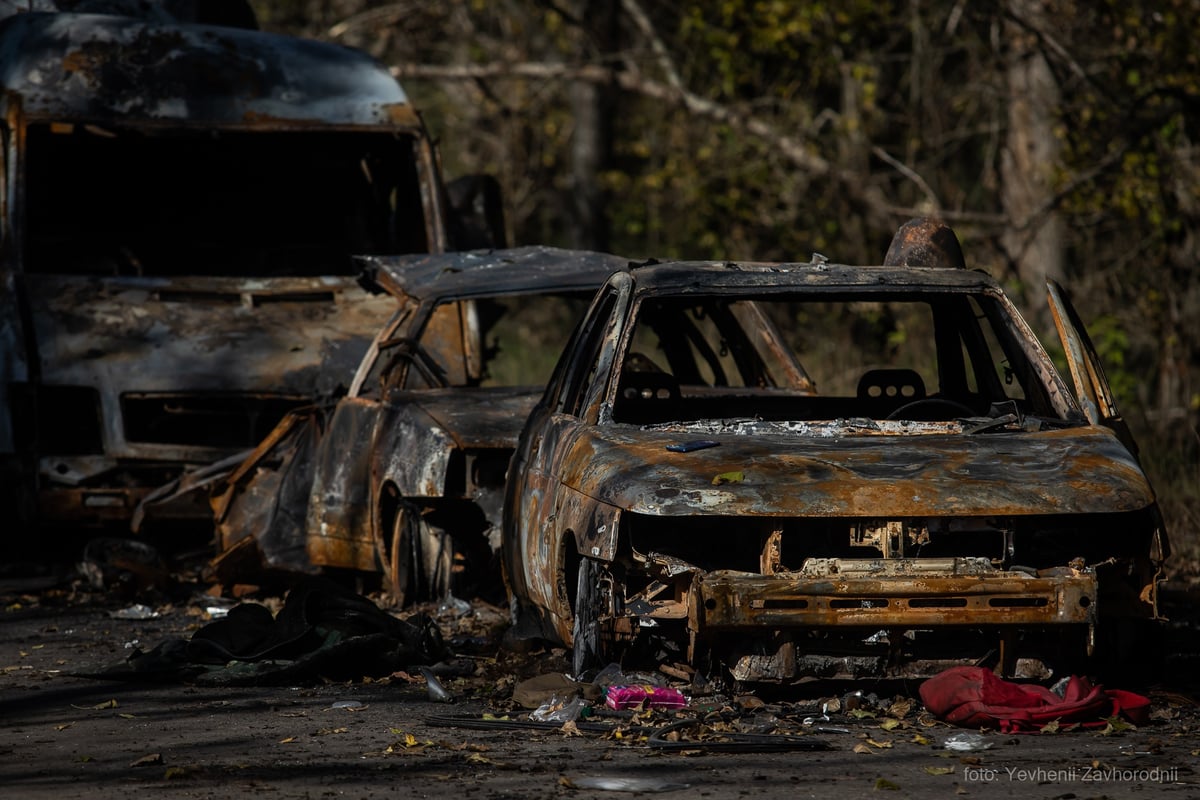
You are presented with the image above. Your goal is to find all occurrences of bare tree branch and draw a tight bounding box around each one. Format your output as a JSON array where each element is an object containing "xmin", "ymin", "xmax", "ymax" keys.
[
  {"xmin": 327, "ymin": 3, "xmax": 420, "ymax": 39},
  {"xmin": 391, "ymin": 61, "xmax": 836, "ymax": 177},
  {"xmin": 871, "ymin": 145, "xmax": 941, "ymax": 211},
  {"xmin": 619, "ymin": 0, "xmax": 683, "ymax": 92}
]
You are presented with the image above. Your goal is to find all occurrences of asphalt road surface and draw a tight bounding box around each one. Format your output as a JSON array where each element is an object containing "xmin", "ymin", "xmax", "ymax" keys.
[{"xmin": 3, "ymin": 572, "xmax": 1199, "ymax": 800}]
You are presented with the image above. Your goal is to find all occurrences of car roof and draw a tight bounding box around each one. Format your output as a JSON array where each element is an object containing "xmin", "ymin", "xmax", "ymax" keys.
[
  {"xmin": 357, "ymin": 246, "xmax": 634, "ymax": 303},
  {"xmin": 0, "ymin": 11, "xmax": 418, "ymax": 127},
  {"xmin": 624, "ymin": 259, "xmax": 1005, "ymax": 294}
]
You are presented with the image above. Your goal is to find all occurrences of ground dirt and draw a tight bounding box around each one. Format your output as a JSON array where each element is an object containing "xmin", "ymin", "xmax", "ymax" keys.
[{"xmin": 3, "ymin": 555, "xmax": 1200, "ymax": 800}]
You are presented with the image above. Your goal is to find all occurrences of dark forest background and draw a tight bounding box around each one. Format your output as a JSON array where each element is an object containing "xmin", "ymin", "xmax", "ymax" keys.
[{"xmin": 253, "ymin": 0, "xmax": 1199, "ymax": 573}]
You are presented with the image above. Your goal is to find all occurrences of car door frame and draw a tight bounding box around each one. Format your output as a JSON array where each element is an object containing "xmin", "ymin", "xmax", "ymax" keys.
[{"xmin": 1046, "ymin": 280, "xmax": 1138, "ymax": 454}]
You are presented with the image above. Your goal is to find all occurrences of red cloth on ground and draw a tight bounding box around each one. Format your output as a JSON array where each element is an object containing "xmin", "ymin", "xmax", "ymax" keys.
[{"xmin": 919, "ymin": 665, "xmax": 1151, "ymax": 733}]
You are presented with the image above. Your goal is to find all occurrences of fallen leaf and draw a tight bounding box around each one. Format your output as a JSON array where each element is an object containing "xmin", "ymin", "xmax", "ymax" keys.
[
  {"xmin": 72, "ymin": 699, "xmax": 117, "ymax": 711},
  {"xmin": 910, "ymin": 733, "xmax": 931, "ymax": 745},
  {"xmin": 315, "ymin": 727, "xmax": 348, "ymax": 736},
  {"xmin": 465, "ymin": 752, "xmax": 510, "ymax": 768},
  {"xmin": 874, "ymin": 777, "xmax": 900, "ymax": 790},
  {"xmin": 560, "ymin": 720, "xmax": 582, "ymax": 737},
  {"xmin": 849, "ymin": 709, "xmax": 877, "ymax": 719},
  {"xmin": 711, "ymin": 470, "xmax": 744, "ymax": 485},
  {"xmin": 279, "ymin": 737, "xmax": 296, "ymax": 744},
  {"xmin": 853, "ymin": 743, "xmax": 876, "ymax": 755},
  {"xmin": 1098, "ymin": 717, "xmax": 1135, "ymax": 736},
  {"xmin": 164, "ymin": 766, "xmax": 189, "ymax": 780},
  {"xmin": 880, "ymin": 718, "xmax": 902, "ymax": 731},
  {"xmin": 866, "ymin": 739, "xmax": 894, "ymax": 749},
  {"xmin": 55, "ymin": 722, "xmax": 74, "ymax": 731},
  {"xmin": 1041, "ymin": 719, "xmax": 1060, "ymax": 733},
  {"xmin": 923, "ymin": 766, "xmax": 955, "ymax": 776},
  {"xmin": 118, "ymin": 713, "xmax": 136, "ymax": 720},
  {"xmin": 889, "ymin": 698, "xmax": 913, "ymax": 717},
  {"xmin": 130, "ymin": 753, "xmax": 162, "ymax": 767}
]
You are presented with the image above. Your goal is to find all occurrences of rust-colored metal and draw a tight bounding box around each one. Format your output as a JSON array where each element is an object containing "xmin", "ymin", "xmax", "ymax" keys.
[
  {"xmin": 503, "ymin": 219, "xmax": 1168, "ymax": 680},
  {"xmin": 207, "ymin": 247, "xmax": 629, "ymax": 598},
  {"xmin": 696, "ymin": 568, "xmax": 1097, "ymax": 629},
  {"xmin": 883, "ymin": 217, "xmax": 967, "ymax": 269}
]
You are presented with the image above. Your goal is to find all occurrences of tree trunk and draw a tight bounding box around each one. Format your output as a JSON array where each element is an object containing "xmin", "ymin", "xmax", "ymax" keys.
[
  {"xmin": 1000, "ymin": 0, "xmax": 1065, "ymax": 328},
  {"xmin": 567, "ymin": 0, "xmax": 618, "ymax": 251}
]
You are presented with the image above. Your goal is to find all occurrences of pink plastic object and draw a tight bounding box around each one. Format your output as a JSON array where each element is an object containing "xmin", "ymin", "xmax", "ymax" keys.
[{"xmin": 605, "ymin": 685, "xmax": 687, "ymax": 711}]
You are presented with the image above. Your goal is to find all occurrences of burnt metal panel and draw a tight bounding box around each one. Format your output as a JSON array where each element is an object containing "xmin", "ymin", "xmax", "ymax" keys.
[
  {"xmin": 696, "ymin": 568, "xmax": 1097, "ymax": 629},
  {"xmin": 357, "ymin": 246, "xmax": 632, "ymax": 306},
  {"xmin": 559, "ymin": 424, "xmax": 1156, "ymax": 522},
  {"xmin": 0, "ymin": 12, "xmax": 419, "ymax": 127}
]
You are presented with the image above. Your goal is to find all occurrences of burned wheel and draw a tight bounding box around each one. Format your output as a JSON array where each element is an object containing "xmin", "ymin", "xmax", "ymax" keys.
[
  {"xmin": 572, "ymin": 557, "xmax": 609, "ymax": 678},
  {"xmin": 377, "ymin": 505, "xmax": 416, "ymax": 608}
]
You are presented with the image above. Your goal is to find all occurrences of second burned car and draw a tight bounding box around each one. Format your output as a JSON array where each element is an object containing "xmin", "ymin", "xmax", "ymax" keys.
[
  {"xmin": 502, "ymin": 221, "xmax": 1168, "ymax": 682},
  {"xmin": 206, "ymin": 247, "xmax": 629, "ymax": 603}
]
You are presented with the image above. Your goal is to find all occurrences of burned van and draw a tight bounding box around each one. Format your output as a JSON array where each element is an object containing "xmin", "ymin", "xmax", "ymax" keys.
[{"xmin": 0, "ymin": 7, "xmax": 500, "ymax": 531}]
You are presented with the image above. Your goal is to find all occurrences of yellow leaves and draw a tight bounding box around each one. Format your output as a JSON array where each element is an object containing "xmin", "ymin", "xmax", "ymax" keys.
[
  {"xmin": 712, "ymin": 470, "xmax": 744, "ymax": 485},
  {"xmin": 314, "ymin": 727, "xmax": 348, "ymax": 736},
  {"xmin": 1098, "ymin": 716, "xmax": 1136, "ymax": 736},
  {"xmin": 71, "ymin": 699, "xmax": 117, "ymax": 711},
  {"xmin": 465, "ymin": 752, "xmax": 511, "ymax": 768},
  {"xmin": 923, "ymin": 766, "xmax": 955, "ymax": 776}
]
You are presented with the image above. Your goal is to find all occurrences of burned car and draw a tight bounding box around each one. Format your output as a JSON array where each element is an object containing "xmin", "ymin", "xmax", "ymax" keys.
[
  {"xmin": 206, "ymin": 247, "xmax": 629, "ymax": 604},
  {"xmin": 502, "ymin": 221, "xmax": 1168, "ymax": 681}
]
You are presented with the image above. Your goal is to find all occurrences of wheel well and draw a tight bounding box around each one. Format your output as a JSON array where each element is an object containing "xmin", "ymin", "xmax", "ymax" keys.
[
  {"xmin": 377, "ymin": 482, "xmax": 402, "ymax": 568},
  {"xmin": 561, "ymin": 532, "xmax": 580, "ymax": 621}
]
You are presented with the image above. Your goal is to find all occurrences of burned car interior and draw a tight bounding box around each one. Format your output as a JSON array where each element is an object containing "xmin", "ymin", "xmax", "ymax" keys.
[{"xmin": 612, "ymin": 292, "xmax": 1056, "ymax": 427}]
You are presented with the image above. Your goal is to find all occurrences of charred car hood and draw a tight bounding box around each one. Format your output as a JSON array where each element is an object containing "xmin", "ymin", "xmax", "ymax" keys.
[{"xmin": 565, "ymin": 422, "xmax": 1155, "ymax": 517}]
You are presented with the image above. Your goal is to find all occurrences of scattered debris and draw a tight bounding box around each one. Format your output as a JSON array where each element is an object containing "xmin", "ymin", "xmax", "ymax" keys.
[
  {"xmin": 420, "ymin": 667, "xmax": 456, "ymax": 704},
  {"xmin": 941, "ymin": 732, "xmax": 994, "ymax": 752},
  {"xmin": 567, "ymin": 776, "xmax": 691, "ymax": 793},
  {"xmin": 605, "ymin": 685, "xmax": 687, "ymax": 711},
  {"xmin": 109, "ymin": 605, "xmax": 160, "ymax": 620},
  {"xmin": 74, "ymin": 577, "xmax": 445, "ymax": 686},
  {"xmin": 329, "ymin": 700, "xmax": 367, "ymax": 711}
]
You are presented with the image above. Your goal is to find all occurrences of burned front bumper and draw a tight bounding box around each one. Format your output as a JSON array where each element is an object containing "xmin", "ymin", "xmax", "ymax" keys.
[{"xmin": 686, "ymin": 558, "xmax": 1098, "ymax": 680}]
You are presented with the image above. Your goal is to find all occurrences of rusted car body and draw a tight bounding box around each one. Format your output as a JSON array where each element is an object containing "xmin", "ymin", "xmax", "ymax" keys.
[
  {"xmin": 502, "ymin": 224, "xmax": 1168, "ymax": 681},
  {"xmin": 0, "ymin": 7, "xmax": 499, "ymax": 532},
  {"xmin": 209, "ymin": 247, "xmax": 630, "ymax": 603}
]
